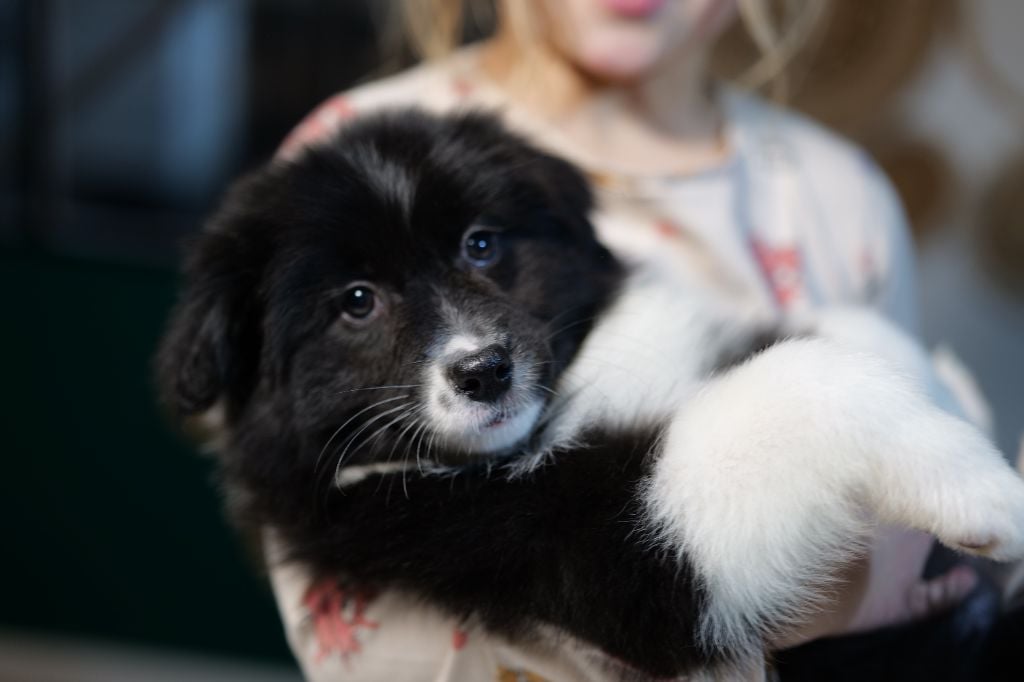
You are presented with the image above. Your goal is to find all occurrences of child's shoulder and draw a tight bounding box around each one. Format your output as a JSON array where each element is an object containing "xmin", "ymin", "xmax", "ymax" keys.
[
  {"xmin": 724, "ymin": 88, "xmax": 913, "ymax": 309},
  {"xmin": 277, "ymin": 55, "xmax": 476, "ymax": 159},
  {"xmin": 728, "ymin": 87, "xmax": 906, "ymax": 243},
  {"xmin": 724, "ymin": 87, "xmax": 881, "ymax": 189},
  {"xmin": 342, "ymin": 56, "xmax": 473, "ymax": 112}
]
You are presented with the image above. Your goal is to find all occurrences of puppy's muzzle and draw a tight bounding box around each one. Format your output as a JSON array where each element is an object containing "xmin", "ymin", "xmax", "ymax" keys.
[{"xmin": 447, "ymin": 343, "xmax": 513, "ymax": 403}]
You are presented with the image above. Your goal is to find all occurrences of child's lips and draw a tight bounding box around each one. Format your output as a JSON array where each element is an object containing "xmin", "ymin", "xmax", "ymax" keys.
[{"xmin": 601, "ymin": 0, "xmax": 666, "ymax": 19}]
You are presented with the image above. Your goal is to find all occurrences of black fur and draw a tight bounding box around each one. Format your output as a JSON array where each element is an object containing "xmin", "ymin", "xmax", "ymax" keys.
[
  {"xmin": 159, "ymin": 110, "xmax": 723, "ymax": 677},
  {"xmin": 159, "ymin": 109, "xmax": 1024, "ymax": 679},
  {"xmin": 282, "ymin": 427, "xmax": 712, "ymax": 674}
]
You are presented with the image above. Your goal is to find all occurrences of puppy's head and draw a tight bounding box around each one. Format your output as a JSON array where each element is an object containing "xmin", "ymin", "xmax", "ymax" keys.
[{"xmin": 158, "ymin": 110, "xmax": 620, "ymax": 470}]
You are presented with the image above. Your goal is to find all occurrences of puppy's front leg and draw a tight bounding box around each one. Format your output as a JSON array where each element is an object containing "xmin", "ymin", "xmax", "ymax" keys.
[
  {"xmin": 284, "ymin": 429, "xmax": 734, "ymax": 679},
  {"xmin": 646, "ymin": 338, "xmax": 1024, "ymax": 656}
]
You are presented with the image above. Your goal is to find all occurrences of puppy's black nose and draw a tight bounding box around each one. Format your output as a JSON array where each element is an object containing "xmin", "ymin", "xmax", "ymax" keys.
[{"xmin": 447, "ymin": 344, "xmax": 512, "ymax": 403}]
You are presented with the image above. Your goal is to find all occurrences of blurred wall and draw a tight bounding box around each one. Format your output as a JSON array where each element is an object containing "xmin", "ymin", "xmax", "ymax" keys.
[
  {"xmin": 1, "ymin": 0, "xmax": 377, "ymax": 666},
  {"xmin": 903, "ymin": 0, "xmax": 1024, "ymax": 459},
  {"xmin": 60, "ymin": 0, "xmax": 246, "ymax": 204}
]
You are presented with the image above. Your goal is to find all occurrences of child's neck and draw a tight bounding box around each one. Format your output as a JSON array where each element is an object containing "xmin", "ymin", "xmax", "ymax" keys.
[{"xmin": 477, "ymin": 34, "xmax": 730, "ymax": 176}]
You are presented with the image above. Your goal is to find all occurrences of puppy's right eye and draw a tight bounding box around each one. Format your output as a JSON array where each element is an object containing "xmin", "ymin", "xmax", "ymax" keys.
[
  {"xmin": 341, "ymin": 284, "xmax": 377, "ymax": 322},
  {"xmin": 461, "ymin": 227, "xmax": 502, "ymax": 268}
]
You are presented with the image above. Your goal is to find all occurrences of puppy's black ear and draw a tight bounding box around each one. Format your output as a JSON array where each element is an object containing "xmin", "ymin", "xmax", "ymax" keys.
[
  {"xmin": 450, "ymin": 111, "xmax": 595, "ymax": 229},
  {"xmin": 532, "ymin": 151, "xmax": 595, "ymax": 232},
  {"xmin": 157, "ymin": 281, "xmax": 239, "ymax": 417},
  {"xmin": 157, "ymin": 175, "xmax": 269, "ymax": 418}
]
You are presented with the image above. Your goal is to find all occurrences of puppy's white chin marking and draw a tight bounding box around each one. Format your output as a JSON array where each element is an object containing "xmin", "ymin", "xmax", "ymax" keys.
[
  {"xmin": 424, "ymin": 343, "xmax": 546, "ymax": 454},
  {"xmin": 445, "ymin": 399, "xmax": 544, "ymax": 454}
]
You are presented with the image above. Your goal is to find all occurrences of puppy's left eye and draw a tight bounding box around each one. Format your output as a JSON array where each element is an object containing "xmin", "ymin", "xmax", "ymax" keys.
[
  {"xmin": 461, "ymin": 228, "xmax": 502, "ymax": 267},
  {"xmin": 340, "ymin": 284, "xmax": 378, "ymax": 322}
]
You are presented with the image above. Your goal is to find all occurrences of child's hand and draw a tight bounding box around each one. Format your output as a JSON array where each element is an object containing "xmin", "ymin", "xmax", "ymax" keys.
[{"xmin": 772, "ymin": 526, "xmax": 977, "ymax": 649}]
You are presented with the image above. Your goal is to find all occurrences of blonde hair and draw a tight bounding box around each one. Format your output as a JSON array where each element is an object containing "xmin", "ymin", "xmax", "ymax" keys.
[
  {"xmin": 733, "ymin": 0, "xmax": 827, "ymax": 96},
  {"xmin": 392, "ymin": 0, "xmax": 828, "ymax": 97}
]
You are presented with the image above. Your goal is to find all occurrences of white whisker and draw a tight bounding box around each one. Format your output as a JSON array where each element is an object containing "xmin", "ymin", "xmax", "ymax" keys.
[
  {"xmin": 336, "ymin": 383, "xmax": 423, "ymax": 396},
  {"xmin": 315, "ymin": 394, "xmax": 409, "ymax": 472},
  {"xmin": 387, "ymin": 406, "xmax": 426, "ymax": 467},
  {"xmin": 342, "ymin": 406, "xmax": 419, "ymax": 473},
  {"xmin": 332, "ymin": 402, "xmax": 413, "ymax": 483}
]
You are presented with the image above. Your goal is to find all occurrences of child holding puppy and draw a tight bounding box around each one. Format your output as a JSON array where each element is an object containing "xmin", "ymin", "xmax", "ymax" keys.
[{"xmin": 272, "ymin": 1, "xmax": 984, "ymax": 678}]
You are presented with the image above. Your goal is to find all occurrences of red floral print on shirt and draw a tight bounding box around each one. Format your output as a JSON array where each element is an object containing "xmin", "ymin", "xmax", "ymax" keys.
[
  {"xmin": 451, "ymin": 75, "xmax": 475, "ymax": 98},
  {"xmin": 278, "ymin": 95, "xmax": 357, "ymax": 159},
  {"xmin": 303, "ymin": 579, "xmax": 379, "ymax": 663},
  {"xmin": 654, "ymin": 218, "xmax": 682, "ymax": 239},
  {"xmin": 751, "ymin": 238, "xmax": 803, "ymax": 307}
]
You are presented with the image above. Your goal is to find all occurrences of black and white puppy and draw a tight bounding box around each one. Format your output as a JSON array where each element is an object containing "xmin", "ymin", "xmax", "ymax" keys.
[{"xmin": 158, "ymin": 110, "xmax": 1024, "ymax": 680}]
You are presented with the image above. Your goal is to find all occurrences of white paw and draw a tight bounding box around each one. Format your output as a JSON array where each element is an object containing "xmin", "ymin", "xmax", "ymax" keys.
[
  {"xmin": 887, "ymin": 413, "xmax": 1024, "ymax": 562},
  {"xmin": 931, "ymin": 467, "xmax": 1024, "ymax": 562}
]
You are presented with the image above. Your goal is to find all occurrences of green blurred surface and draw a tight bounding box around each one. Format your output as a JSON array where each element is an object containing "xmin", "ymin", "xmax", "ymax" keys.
[{"xmin": 0, "ymin": 246, "xmax": 291, "ymax": 662}]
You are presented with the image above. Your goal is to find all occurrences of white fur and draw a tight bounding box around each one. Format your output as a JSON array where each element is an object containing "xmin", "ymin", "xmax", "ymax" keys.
[
  {"xmin": 448, "ymin": 399, "xmax": 544, "ymax": 454},
  {"xmin": 423, "ymin": 252, "xmax": 1024, "ymax": 661},
  {"xmin": 540, "ymin": 267, "xmax": 1024, "ymax": 656},
  {"xmin": 443, "ymin": 334, "xmax": 485, "ymax": 356},
  {"xmin": 424, "ymin": 330, "xmax": 545, "ymax": 455},
  {"xmin": 336, "ymin": 462, "xmax": 415, "ymax": 487},
  {"xmin": 802, "ymin": 306, "xmax": 964, "ymax": 419},
  {"xmin": 541, "ymin": 264, "xmax": 769, "ymax": 451},
  {"xmin": 646, "ymin": 337, "xmax": 1024, "ymax": 655}
]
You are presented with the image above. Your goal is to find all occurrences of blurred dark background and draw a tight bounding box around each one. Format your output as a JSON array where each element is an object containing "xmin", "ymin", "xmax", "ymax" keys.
[
  {"xmin": 1, "ymin": 0, "xmax": 387, "ymax": 677},
  {"xmin": 2, "ymin": 0, "xmax": 1022, "ymax": 679}
]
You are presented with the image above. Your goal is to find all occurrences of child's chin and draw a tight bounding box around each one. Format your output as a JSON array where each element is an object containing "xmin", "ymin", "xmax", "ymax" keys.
[{"xmin": 574, "ymin": 35, "xmax": 665, "ymax": 83}]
